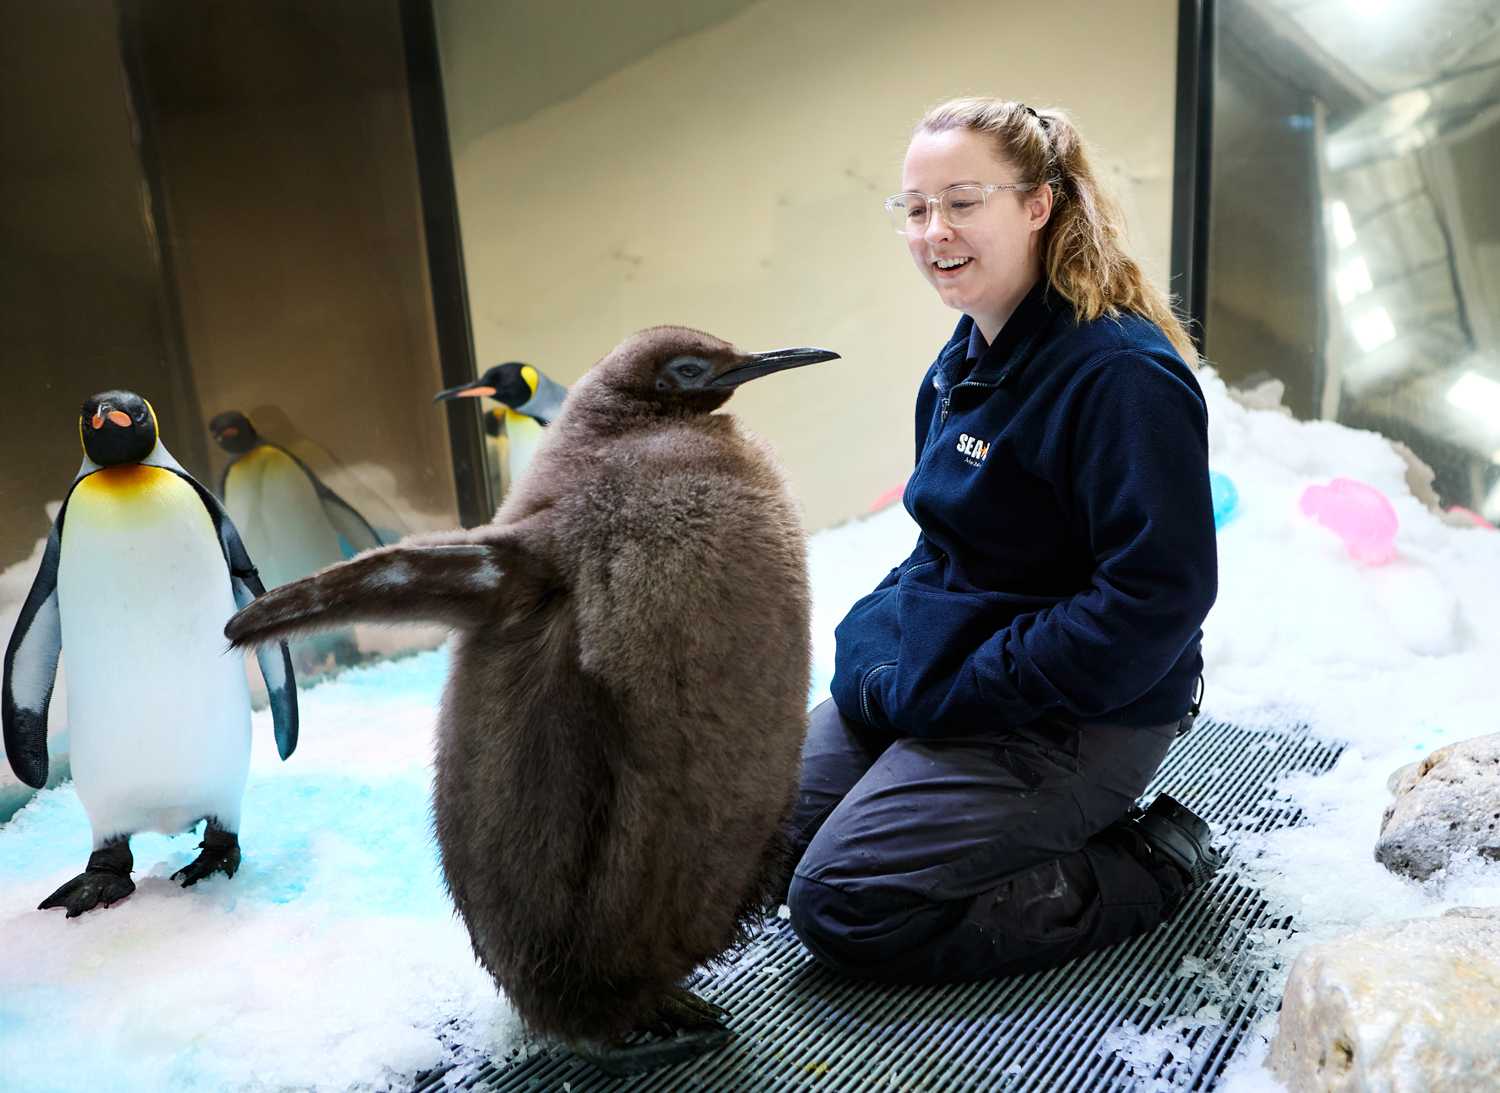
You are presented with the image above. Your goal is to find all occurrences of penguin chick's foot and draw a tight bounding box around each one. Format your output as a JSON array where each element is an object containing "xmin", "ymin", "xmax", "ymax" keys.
[
  {"xmin": 571, "ymin": 987, "xmax": 733, "ymax": 1077},
  {"xmin": 172, "ymin": 826, "xmax": 241, "ymax": 887},
  {"xmin": 39, "ymin": 841, "xmax": 135, "ymax": 917}
]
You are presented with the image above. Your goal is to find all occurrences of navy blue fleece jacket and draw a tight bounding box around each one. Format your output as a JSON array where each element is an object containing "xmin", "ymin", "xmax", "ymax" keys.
[{"xmin": 831, "ymin": 280, "xmax": 1217, "ymax": 734}]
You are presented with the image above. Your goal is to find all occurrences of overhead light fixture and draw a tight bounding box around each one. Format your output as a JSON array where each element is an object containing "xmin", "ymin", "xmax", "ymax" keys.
[
  {"xmin": 1350, "ymin": 307, "xmax": 1396, "ymax": 352},
  {"xmin": 1446, "ymin": 371, "xmax": 1500, "ymax": 428},
  {"xmin": 1335, "ymin": 257, "xmax": 1373, "ymax": 304},
  {"xmin": 1330, "ymin": 202, "xmax": 1357, "ymax": 248}
]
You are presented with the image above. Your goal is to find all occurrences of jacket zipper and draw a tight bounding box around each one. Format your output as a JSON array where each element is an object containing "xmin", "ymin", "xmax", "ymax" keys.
[
  {"xmin": 917, "ymin": 322, "xmax": 1043, "ymax": 491},
  {"xmin": 860, "ymin": 663, "xmax": 896, "ymax": 726}
]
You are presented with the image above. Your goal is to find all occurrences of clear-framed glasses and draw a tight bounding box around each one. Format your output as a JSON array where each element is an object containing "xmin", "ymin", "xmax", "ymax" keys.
[{"xmin": 884, "ymin": 183, "xmax": 1035, "ymax": 234}]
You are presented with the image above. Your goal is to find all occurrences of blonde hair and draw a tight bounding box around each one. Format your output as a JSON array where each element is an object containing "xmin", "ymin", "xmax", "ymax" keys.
[{"xmin": 915, "ymin": 97, "xmax": 1197, "ymax": 364}]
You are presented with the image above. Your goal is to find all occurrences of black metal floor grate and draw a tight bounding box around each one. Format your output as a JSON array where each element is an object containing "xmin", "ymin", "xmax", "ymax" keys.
[{"xmin": 416, "ymin": 718, "xmax": 1342, "ymax": 1093}]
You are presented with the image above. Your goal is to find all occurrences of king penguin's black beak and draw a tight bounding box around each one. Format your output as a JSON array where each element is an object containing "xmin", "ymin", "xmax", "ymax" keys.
[
  {"xmin": 711, "ymin": 347, "xmax": 841, "ymax": 388},
  {"xmin": 433, "ymin": 381, "xmax": 497, "ymax": 403}
]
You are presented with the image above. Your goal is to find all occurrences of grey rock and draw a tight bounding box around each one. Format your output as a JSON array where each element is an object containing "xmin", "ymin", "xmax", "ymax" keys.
[
  {"xmin": 1375, "ymin": 733, "xmax": 1500, "ymax": 881},
  {"xmin": 1265, "ymin": 907, "xmax": 1500, "ymax": 1093},
  {"xmin": 1386, "ymin": 440, "xmax": 1482, "ymax": 528}
]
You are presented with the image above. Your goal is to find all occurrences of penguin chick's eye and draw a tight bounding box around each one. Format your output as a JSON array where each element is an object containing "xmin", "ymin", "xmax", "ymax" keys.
[{"xmin": 658, "ymin": 356, "xmax": 714, "ymax": 391}]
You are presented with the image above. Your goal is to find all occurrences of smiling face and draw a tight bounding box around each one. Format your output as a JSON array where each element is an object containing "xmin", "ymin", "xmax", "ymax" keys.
[{"xmin": 902, "ymin": 127, "xmax": 1052, "ymax": 341}]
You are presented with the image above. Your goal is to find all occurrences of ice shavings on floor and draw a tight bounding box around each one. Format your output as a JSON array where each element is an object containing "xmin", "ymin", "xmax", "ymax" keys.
[
  {"xmin": 0, "ymin": 649, "xmax": 521, "ymax": 1093},
  {"xmin": 2, "ymin": 364, "xmax": 1497, "ymax": 1091}
]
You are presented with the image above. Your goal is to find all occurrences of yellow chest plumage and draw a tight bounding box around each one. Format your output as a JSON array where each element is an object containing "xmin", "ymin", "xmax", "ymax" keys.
[{"xmin": 67, "ymin": 464, "xmax": 215, "ymax": 538}]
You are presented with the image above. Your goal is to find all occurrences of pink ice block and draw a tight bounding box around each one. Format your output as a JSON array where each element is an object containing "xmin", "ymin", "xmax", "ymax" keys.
[
  {"xmin": 1447, "ymin": 505, "xmax": 1496, "ymax": 530},
  {"xmin": 868, "ymin": 475, "xmax": 910, "ymax": 514},
  {"xmin": 1299, "ymin": 477, "xmax": 1399, "ymax": 565}
]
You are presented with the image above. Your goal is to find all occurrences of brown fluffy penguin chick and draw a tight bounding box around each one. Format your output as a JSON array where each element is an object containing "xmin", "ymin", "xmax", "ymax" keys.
[{"xmin": 225, "ymin": 327, "xmax": 838, "ymax": 1050}]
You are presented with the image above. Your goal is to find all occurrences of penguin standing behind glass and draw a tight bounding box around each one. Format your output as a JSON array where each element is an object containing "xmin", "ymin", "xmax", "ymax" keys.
[
  {"xmin": 3, "ymin": 392, "xmax": 298, "ymax": 917},
  {"xmin": 434, "ymin": 362, "xmax": 567, "ymax": 499},
  {"xmin": 209, "ymin": 411, "xmax": 384, "ymax": 584},
  {"xmin": 210, "ymin": 411, "xmax": 385, "ymax": 670},
  {"xmin": 227, "ymin": 329, "xmax": 837, "ymax": 1073}
]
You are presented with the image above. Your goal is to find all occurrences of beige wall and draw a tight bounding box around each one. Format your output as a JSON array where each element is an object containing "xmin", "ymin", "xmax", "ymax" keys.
[{"xmin": 442, "ymin": 0, "xmax": 1179, "ymax": 531}]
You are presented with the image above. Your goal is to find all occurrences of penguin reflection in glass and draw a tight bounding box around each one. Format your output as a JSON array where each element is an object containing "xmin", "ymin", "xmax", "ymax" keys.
[
  {"xmin": 210, "ymin": 411, "xmax": 385, "ymax": 671},
  {"xmin": 3, "ymin": 392, "xmax": 298, "ymax": 917},
  {"xmin": 433, "ymin": 362, "xmax": 567, "ymax": 501},
  {"xmin": 231, "ymin": 330, "xmax": 836, "ymax": 1072}
]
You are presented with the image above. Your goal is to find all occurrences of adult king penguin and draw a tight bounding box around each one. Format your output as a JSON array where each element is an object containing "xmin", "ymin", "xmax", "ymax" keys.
[
  {"xmin": 3, "ymin": 392, "xmax": 298, "ymax": 917},
  {"xmin": 210, "ymin": 410, "xmax": 386, "ymax": 672},
  {"xmin": 229, "ymin": 329, "xmax": 837, "ymax": 1072},
  {"xmin": 434, "ymin": 362, "xmax": 568, "ymax": 497}
]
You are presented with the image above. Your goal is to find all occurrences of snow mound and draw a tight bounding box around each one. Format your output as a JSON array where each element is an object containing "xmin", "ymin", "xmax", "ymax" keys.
[{"xmin": 0, "ymin": 650, "xmax": 521, "ymax": 1093}]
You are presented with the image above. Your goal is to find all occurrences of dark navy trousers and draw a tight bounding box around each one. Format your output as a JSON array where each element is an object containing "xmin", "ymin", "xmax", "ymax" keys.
[{"xmin": 785, "ymin": 700, "xmax": 1186, "ymax": 984}]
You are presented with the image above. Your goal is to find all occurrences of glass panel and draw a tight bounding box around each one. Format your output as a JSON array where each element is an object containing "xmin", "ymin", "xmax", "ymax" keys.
[
  {"xmin": 0, "ymin": 0, "xmax": 458, "ymax": 679},
  {"xmin": 1205, "ymin": 0, "xmax": 1500, "ymax": 522}
]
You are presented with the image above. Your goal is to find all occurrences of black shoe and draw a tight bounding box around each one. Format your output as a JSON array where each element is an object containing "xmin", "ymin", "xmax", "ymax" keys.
[{"xmin": 1131, "ymin": 794, "xmax": 1222, "ymax": 889}]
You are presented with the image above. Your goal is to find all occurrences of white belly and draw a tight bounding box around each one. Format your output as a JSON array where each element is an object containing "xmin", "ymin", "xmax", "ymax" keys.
[
  {"xmin": 506, "ymin": 411, "xmax": 546, "ymax": 483},
  {"xmin": 58, "ymin": 467, "xmax": 251, "ymax": 842}
]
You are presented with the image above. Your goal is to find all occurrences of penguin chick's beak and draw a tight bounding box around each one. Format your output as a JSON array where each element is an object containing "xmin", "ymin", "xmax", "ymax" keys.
[
  {"xmin": 711, "ymin": 347, "xmax": 841, "ymax": 388},
  {"xmin": 433, "ymin": 384, "xmax": 497, "ymax": 402}
]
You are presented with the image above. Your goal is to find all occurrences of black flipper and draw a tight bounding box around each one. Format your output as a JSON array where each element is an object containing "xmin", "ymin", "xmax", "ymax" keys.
[{"xmin": 2, "ymin": 488, "xmax": 77, "ymax": 789}]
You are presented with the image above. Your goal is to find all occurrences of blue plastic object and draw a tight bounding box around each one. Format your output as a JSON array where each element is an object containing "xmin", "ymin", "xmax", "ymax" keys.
[{"xmin": 1210, "ymin": 470, "xmax": 1239, "ymax": 529}]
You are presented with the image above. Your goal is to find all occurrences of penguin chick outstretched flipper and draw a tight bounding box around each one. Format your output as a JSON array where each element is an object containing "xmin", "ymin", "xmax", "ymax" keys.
[
  {"xmin": 172, "ymin": 821, "xmax": 241, "ymax": 886},
  {"xmin": 571, "ymin": 987, "xmax": 732, "ymax": 1076},
  {"xmin": 38, "ymin": 839, "xmax": 135, "ymax": 917},
  {"xmin": 224, "ymin": 533, "xmax": 553, "ymax": 650}
]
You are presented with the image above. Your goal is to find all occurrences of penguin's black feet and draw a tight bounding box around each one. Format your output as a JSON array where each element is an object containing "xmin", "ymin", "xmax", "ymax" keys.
[
  {"xmin": 172, "ymin": 826, "xmax": 241, "ymax": 887},
  {"xmin": 571, "ymin": 987, "xmax": 733, "ymax": 1076},
  {"xmin": 39, "ymin": 841, "xmax": 135, "ymax": 917}
]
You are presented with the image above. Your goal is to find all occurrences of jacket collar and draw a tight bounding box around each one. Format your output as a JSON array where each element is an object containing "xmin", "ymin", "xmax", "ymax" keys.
[{"xmin": 935, "ymin": 278, "xmax": 1060, "ymax": 393}]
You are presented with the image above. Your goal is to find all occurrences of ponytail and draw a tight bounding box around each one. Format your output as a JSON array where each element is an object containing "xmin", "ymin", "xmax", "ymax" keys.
[{"xmin": 915, "ymin": 98, "xmax": 1198, "ymax": 364}]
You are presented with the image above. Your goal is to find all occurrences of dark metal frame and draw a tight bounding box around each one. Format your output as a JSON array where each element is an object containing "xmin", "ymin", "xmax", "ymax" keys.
[
  {"xmin": 399, "ymin": 0, "xmax": 494, "ymax": 528},
  {"xmin": 1171, "ymin": 0, "xmax": 1216, "ymax": 352},
  {"xmin": 112, "ymin": 0, "xmax": 213, "ymax": 482}
]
